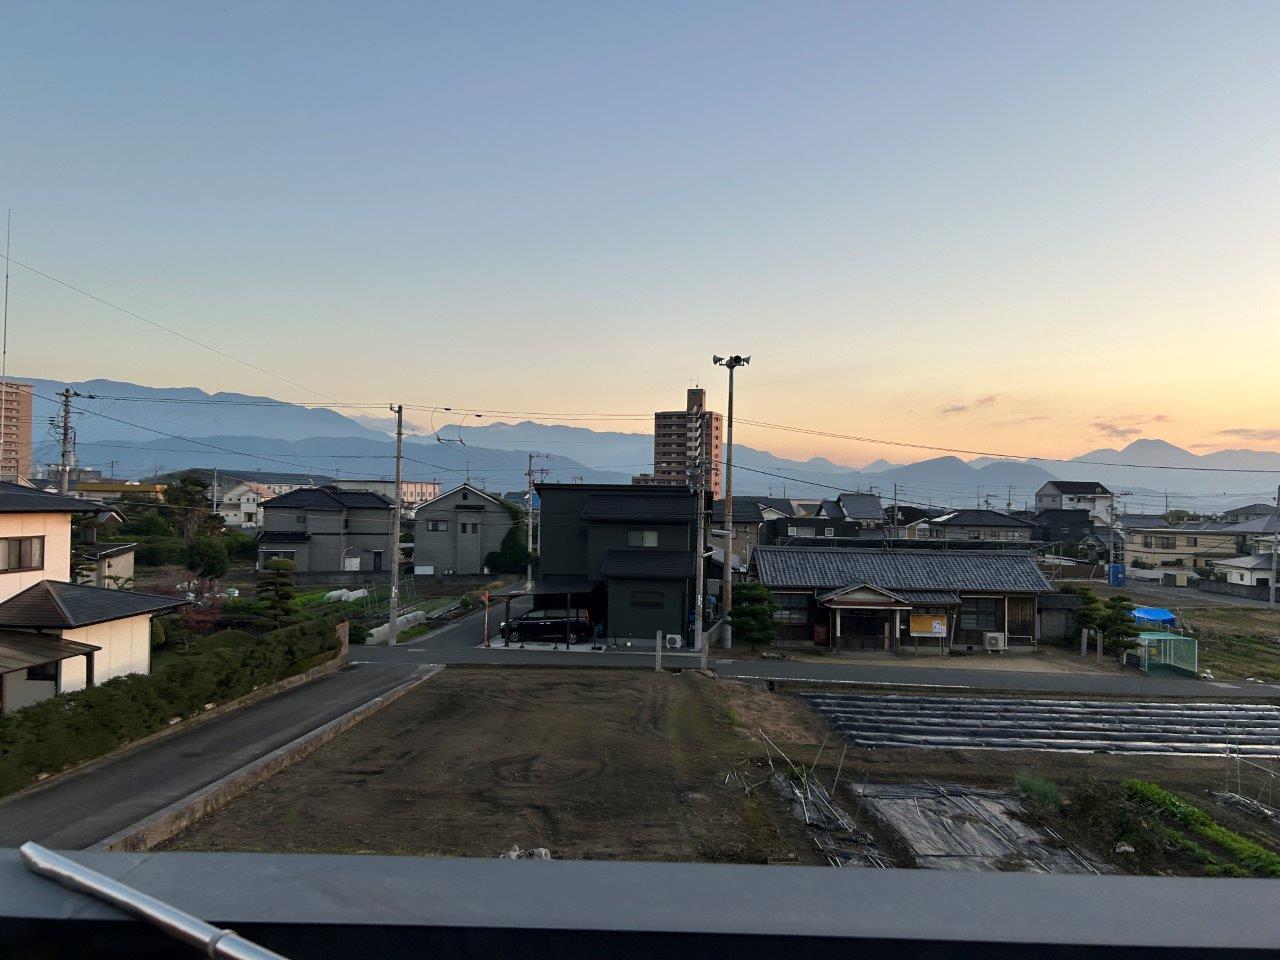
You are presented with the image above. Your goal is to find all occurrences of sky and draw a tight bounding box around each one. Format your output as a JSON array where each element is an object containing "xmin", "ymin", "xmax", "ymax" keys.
[{"xmin": 3, "ymin": 1, "xmax": 1279, "ymax": 467}]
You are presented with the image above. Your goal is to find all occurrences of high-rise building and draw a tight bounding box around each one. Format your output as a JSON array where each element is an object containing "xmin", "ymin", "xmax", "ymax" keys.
[
  {"xmin": 0, "ymin": 381, "xmax": 33, "ymax": 481},
  {"xmin": 637, "ymin": 387, "xmax": 723, "ymax": 496}
]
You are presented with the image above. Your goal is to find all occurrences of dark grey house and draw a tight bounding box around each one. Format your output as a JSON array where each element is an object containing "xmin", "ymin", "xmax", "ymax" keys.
[
  {"xmin": 536, "ymin": 483, "xmax": 698, "ymax": 648},
  {"xmin": 902, "ymin": 509, "xmax": 1036, "ymax": 543},
  {"xmin": 1030, "ymin": 509, "xmax": 1093, "ymax": 547},
  {"xmin": 257, "ymin": 486, "xmax": 395, "ymax": 573},
  {"xmin": 750, "ymin": 546, "xmax": 1052, "ymax": 654},
  {"xmin": 413, "ymin": 483, "xmax": 516, "ymax": 576}
]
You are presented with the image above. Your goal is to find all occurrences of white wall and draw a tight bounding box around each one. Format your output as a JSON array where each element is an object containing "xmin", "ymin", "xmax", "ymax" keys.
[
  {"xmin": 62, "ymin": 615, "xmax": 152, "ymax": 688},
  {"xmin": 1, "ymin": 670, "xmax": 56, "ymax": 714},
  {"xmin": 0, "ymin": 511, "xmax": 73, "ymax": 601}
]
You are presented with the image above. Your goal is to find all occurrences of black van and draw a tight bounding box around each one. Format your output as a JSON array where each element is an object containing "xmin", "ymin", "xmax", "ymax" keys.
[{"xmin": 499, "ymin": 607, "xmax": 593, "ymax": 643}]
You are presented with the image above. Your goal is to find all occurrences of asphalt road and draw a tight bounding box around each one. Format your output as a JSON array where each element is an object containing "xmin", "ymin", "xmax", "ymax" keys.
[
  {"xmin": 1082, "ymin": 579, "xmax": 1276, "ymax": 610},
  {"xmin": 0, "ymin": 661, "xmax": 419, "ymax": 850}
]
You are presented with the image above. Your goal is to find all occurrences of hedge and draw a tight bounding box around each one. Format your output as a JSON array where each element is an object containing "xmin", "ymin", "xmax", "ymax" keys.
[{"xmin": 0, "ymin": 617, "xmax": 344, "ymax": 798}]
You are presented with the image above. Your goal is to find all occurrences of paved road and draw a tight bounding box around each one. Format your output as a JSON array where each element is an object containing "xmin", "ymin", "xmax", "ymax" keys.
[
  {"xmin": 366, "ymin": 599, "xmax": 1280, "ymax": 699},
  {"xmin": 1081, "ymin": 579, "xmax": 1276, "ymax": 610},
  {"xmin": 0, "ymin": 661, "xmax": 419, "ymax": 850}
]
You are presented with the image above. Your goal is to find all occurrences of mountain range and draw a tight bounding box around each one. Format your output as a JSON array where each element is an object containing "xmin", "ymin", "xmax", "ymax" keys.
[{"xmin": 21, "ymin": 376, "xmax": 1279, "ymax": 509}]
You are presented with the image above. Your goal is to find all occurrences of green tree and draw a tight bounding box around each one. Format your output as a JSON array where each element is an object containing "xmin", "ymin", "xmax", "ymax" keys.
[
  {"xmin": 731, "ymin": 581, "xmax": 780, "ymax": 650},
  {"xmin": 188, "ymin": 535, "xmax": 230, "ymax": 579},
  {"xmin": 257, "ymin": 558, "xmax": 298, "ymax": 626},
  {"xmin": 164, "ymin": 472, "xmax": 223, "ymax": 546}
]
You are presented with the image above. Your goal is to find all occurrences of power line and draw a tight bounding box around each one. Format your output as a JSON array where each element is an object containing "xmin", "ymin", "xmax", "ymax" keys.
[{"xmin": 2, "ymin": 253, "xmax": 341, "ymax": 403}]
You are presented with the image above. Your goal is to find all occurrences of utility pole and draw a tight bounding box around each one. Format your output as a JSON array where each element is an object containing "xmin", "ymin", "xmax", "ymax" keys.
[
  {"xmin": 211, "ymin": 467, "xmax": 219, "ymax": 514},
  {"xmin": 712, "ymin": 354, "xmax": 749, "ymax": 649},
  {"xmin": 692, "ymin": 455, "xmax": 708, "ymax": 670},
  {"xmin": 891, "ymin": 483, "xmax": 899, "ymax": 542},
  {"xmin": 525, "ymin": 452, "xmax": 549, "ymax": 589},
  {"xmin": 1271, "ymin": 485, "xmax": 1279, "ymax": 607},
  {"xmin": 58, "ymin": 389, "xmax": 77, "ymax": 495},
  {"xmin": 386, "ymin": 404, "xmax": 404, "ymax": 646},
  {"xmin": 1, "ymin": 211, "xmax": 10, "ymax": 480}
]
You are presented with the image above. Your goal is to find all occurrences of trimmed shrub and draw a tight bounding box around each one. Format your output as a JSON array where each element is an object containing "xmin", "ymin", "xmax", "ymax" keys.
[{"xmin": 0, "ymin": 618, "xmax": 344, "ymax": 798}]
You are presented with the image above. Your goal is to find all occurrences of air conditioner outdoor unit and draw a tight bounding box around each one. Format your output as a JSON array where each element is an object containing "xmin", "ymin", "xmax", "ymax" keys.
[
  {"xmin": 983, "ymin": 632, "xmax": 1008, "ymax": 651},
  {"xmin": 664, "ymin": 634, "xmax": 683, "ymax": 650}
]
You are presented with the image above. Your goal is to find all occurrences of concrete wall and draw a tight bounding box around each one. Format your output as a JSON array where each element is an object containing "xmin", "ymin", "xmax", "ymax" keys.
[
  {"xmin": 62, "ymin": 615, "xmax": 152, "ymax": 689},
  {"xmin": 1, "ymin": 670, "xmax": 56, "ymax": 714},
  {"xmin": 0, "ymin": 511, "xmax": 73, "ymax": 601}
]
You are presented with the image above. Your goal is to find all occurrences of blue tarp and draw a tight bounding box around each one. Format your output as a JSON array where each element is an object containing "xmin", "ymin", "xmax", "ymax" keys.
[{"xmin": 1133, "ymin": 607, "xmax": 1176, "ymax": 625}]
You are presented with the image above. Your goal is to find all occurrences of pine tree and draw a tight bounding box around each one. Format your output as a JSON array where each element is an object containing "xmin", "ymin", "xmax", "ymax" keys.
[
  {"xmin": 731, "ymin": 581, "xmax": 780, "ymax": 650},
  {"xmin": 257, "ymin": 558, "xmax": 298, "ymax": 625}
]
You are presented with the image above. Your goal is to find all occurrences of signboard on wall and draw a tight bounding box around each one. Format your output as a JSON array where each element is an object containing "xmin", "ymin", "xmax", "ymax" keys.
[{"xmin": 910, "ymin": 614, "xmax": 948, "ymax": 637}]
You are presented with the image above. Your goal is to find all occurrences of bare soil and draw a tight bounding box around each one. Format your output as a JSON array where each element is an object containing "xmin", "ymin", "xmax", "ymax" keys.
[{"xmin": 165, "ymin": 667, "xmax": 824, "ymax": 864}]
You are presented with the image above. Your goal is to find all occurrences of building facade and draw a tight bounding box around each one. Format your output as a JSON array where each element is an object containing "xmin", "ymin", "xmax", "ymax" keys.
[
  {"xmin": 536, "ymin": 483, "xmax": 698, "ymax": 648},
  {"xmin": 1034, "ymin": 481, "xmax": 1114, "ymax": 523},
  {"xmin": 901, "ymin": 509, "xmax": 1036, "ymax": 542},
  {"xmin": 330, "ymin": 479, "xmax": 441, "ymax": 513},
  {"xmin": 413, "ymin": 484, "xmax": 514, "ymax": 576},
  {"xmin": 637, "ymin": 388, "xmax": 723, "ymax": 497},
  {"xmin": 0, "ymin": 382, "xmax": 34, "ymax": 481},
  {"xmin": 0, "ymin": 483, "xmax": 183, "ymax": 714},
  {"xmin": 1124, "ymin": 522, "xmax": 1245, "ymax": 571},
  {"xmin": 216, "ymin": 481, "xmax": 275, "ymax": 529},
  {"xmin": 751, "ymin": 546, "xmax": 1052, "ymax": 654},
  {"xmin": 257, "ymin": 486, "xmax": 395, "ymax": 573}
]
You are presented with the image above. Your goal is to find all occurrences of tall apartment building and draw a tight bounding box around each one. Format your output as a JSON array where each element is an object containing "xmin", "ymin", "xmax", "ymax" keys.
[
  {"xmin": 0, "ymin": 382, "xmax": 33, "ymax": 481},
  {"xmin": 637, "ymin": 388, "xmax": 723, "ymax": 496}
]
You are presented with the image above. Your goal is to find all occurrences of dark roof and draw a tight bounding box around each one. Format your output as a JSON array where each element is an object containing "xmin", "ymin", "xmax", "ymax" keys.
[
  {"xmin": 837, "ymin": 493, "xmax": 884, "ymax": 521},
  {"xmin": 257, "ymin": 530, "xmax": 312, "ymax": 543},
  {"xmin": 0, "ymin": 630, "xmax": 100, "ymax": 673},
  {"xmin": 931, "ymin": 510, "xmax": 1035, "ymax": 528},
  {"xmin": 895, "ymin": 590, "xmax": 962, "ymax": 605},
  {"xmin": 0, "ymin": 481, "xmax": 104, "ymax": 514},
  {"xmin": 753, "ymin": 547, "xmax": 1053, "ymax": 593},
  {"xmin": 1031, "ymin": 509, "xmax": 1092, "ymax": 525},
  {"xmin": 711, "ymin": 498, "xmax": 767, "ymax": 523},
  {"xmin": 600, "ymin": 549, "xmax": 696, "ymax": 580},
  {"xmin": 1043, "ymin": 481, "xmax": 1112, "ymax": 496},
  {"xmin": 0, "ymin": 581, "xmax": 187, "ymax": 629},
  {"xmin": 814, "ymin": 500, "xmax": 844, "ymax": 519},
  {"xmin": 1221, "ymin": 516, "xmax": 1277, "ymax": 535},
  {"xmin": 1118, "ymin": 513, "xmax": 1169, "ymax": 529},
  {"xmin": 81, "ymin": 542, "xmax": 137, "ymax": 560},
  {"xmin": 756, "ymin": 497, "xmax": 799, "ymax": 517},
  {"xmin": 580, "ymin": 493, "xmax": 694, "ymax": 523},
  {"xmin": 264, "ymin": 486, "xmax": 393, "ymax": 511},
  {"xmin": 1225, "ymin": 503, "xmax": 1275, "ymax": 516}
]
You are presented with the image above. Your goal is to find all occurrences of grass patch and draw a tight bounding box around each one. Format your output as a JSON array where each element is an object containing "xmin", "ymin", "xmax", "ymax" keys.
[{"xmin": 1014, "ymin": 772, "xmax": 1060, "ymax": 808}]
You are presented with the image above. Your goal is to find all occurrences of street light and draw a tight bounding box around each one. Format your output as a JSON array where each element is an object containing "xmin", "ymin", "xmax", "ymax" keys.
[{"xmin": 712, "ymin": 354, "xmax": 749, "ymax": 650}]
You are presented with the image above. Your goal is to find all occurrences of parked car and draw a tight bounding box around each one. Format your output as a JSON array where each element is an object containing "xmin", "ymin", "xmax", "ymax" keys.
[{"xmin": 500, "ymin": 607, "xmax": 592, "ymax": 643}]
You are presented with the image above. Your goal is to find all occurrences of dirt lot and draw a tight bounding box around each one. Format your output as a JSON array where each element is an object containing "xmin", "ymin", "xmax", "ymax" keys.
[{"xmin": 165, "ymin": 668, "xmax": 825, "ymax": 864}]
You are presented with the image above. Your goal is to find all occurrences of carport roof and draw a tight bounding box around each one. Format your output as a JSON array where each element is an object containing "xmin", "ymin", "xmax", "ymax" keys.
[{"xmin": 0, "ymin": 631, "xmax": 99, "ymax": 674}]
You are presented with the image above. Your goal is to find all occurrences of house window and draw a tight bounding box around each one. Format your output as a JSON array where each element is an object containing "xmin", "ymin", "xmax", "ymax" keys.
[
  {"xmin": 960, "ymin": 597, "xmax": 1000, "ymax": 631},
  {"xmin": 462, "ymin": 491, "xmax": 469, "ymax": 500},
  {"xmin": 295, "ymin": 515, "xmax": 306, "ymax": 525},
  {"xmin": 1158, "ymin": 537, "xmax": 1176, "ymax": 549},
  {"xmin": 824, "ymin": 527, "xmax": 835, "ymax": 538},
  {"xmin": 627, "ymin": 530, "xmax": 659, "ymax": 548},
  {"xmin": 26, "ymin": 662, "xmax": 57, "ymax": 682},
  {"xmin": 968, "ymin": 530, "xmax": 982, "ymax": 540},
  {"xmin": 1142, "ymin": 536, "xmax": 1153, "ymax": 548},
  {"xmin": 630, "ymin": 590, "xmax": 664, "ymax": 609},
  {"xmin": 1185, "ymin": 537, "xmax": 1198, "ymax": 547},
  {"xmin": 773, "ymin": 593, "xmax": 810, "ymax": 625},
  {"xmin": 426, "ymin": 520, "xmax": 449, "ymax": 532},
  {"xmin": 0, "ymin": 536, "xmax": 45, "ymax": 572},
  {"xmin": 786, "ymin": 525, "xmax": 798, "ymax": 537}
]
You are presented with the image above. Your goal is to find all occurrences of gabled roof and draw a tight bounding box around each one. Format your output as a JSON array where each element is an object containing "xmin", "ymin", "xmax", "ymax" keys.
[
  {"xmin": 930, "ymin": 509, "xmax": 1035, "ymax": 528},
  {"xmin": 813, "ymin": 500, "xmax": 844, "ymax": 519},
  {"xmin": 711, "ymin": 498, "xmax": 767, "ymax": 523},
  {"xmin": 755, "ymin": 497, "xmax": 799, "ymax": 518},
  {"xmin": 0, "ymin": 481, "xmax": 104, "ymax": 514},
  {"xmin": 1214, "ymin": 553, "xmax": 1277, "ymax": 571},
  {"xmin": 580, "ymin": 492, "xmax": 694, "ymax": 523},
  {"xmin": 1041, "ymin": 481, "xmax": 1112, "ymax": 496},
  {"xmin": 600, "ymin": 549, "xmax": 696, "ymax": 579},
  {"xmin": 264, "ymin": 486, "xmax": 393, "ymax": 511},
  {"xmin": 81, "ymin": 542, "xmax": 137, "ymax": 560},
  {"xmin": 1224, "ymin": 503, "xmax": 1275, "ymax": 516},
  {"xmin": 1031, "ymin": 509, "xmax": 1093, "ymax": 525},
  {"xmin": 417, "ymin": 483, "xmax": 506, "ymax": 515},
  {"xmin": 1118, "ymin": 513, "xmax": 1170, "ymax": 529},
  {"xmin": 753, "ymin": 547, "xmax": 1053, "ymax": 593},
  {"xmin": 837, "ymin": 492, "xmax": 884, "ymax": 521},
  {"xmin": 0, "ymin": 581, "xmax": 187, "ymax": 629},
  {"xmin": 816, "ymin": 582, "xmax": 908, "ymax": 605},
  {"xmin": 1221, "ymin": 516, "xmax": 1278, "ymax": 535}
]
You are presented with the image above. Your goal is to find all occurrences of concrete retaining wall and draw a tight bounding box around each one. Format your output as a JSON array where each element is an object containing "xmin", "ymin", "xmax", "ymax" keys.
[{"xmin": 97, "ymin": 664, "xmax": 442, "ymax": 852}]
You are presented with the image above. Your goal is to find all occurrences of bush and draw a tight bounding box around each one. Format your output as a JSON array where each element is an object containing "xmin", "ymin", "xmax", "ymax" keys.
[
  {"xmin": 732, "ymin": 582, "xmax": 780, "ymax": 649},
  {"xmin": 258, "ymin": 559, "xmax": 298, "ymax": 625},
  {"xmin": 149, "ymin": 618, "xmax": 166, "ymax": 650},
  {"xmin": 187, "ymin": 535, "xmax": 230, "ymax": 578},
  {"xmin": 0, "ymin": 617, "xmax": 345, "ymax": 798},
  {"xmin": 135, "ymin": 537, "xmax": 187, "ymax": 567}
]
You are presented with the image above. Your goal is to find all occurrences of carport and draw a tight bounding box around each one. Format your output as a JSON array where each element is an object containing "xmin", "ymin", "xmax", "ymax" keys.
[
  {"xmin": 490, "ymin": 579, "xmax": 601, "ymax": 647},
  {"xmin": 0, "ymin": 631, "xmax": 101, "ymax": 715}
]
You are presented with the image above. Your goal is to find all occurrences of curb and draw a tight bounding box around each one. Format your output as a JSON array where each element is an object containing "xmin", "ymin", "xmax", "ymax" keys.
[{"xmin": 95, "ymin": 664, "xmax": 444, "ymax": 852}]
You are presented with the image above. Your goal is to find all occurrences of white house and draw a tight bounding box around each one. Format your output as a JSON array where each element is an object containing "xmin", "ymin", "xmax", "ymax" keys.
[
  {"xmin": 0, "ymin": 482, "xmax": 185, "ymax": 714},
  {"xmin": 1034, "ymin": 481, "xmax": 1114, "ymax": 523},
  {"xmin": 216, "ymin": 480, "xmax": 275, "ymax": 529},
  {"xmin": 1212, "ymin": 554, "xmax": 1276, "ymax": 589}
]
